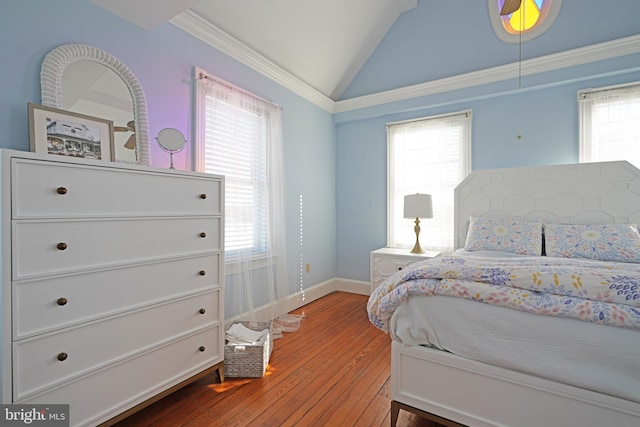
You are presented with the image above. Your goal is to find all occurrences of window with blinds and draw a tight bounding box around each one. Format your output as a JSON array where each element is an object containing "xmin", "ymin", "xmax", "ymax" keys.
[
  {"xmin": 202, "ymin": 98, "xmax": 268, "ymax": 256},
  {"xmin": 387, "ymin": 111, "xmax": 471, "ymax": 253},
  {"xmin": 195, "ymin": 67, "xmax": 288, "ymax": 318},
  {"xmin": 579, "ymin": 82, "xmax": 640, "ymax": 168},
  {"xmin": 194, "ymin": 71, "xmax": 277, "ymax": 262}
]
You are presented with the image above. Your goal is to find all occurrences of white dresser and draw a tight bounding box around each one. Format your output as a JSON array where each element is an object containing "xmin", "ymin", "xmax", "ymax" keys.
[
  {"xmin": 0, "ymin": 149, "xmax": 224, "ymax": 426},
  {"xmin": 370, "ymin": 247, "xmax": 440, "ymax": 293}
]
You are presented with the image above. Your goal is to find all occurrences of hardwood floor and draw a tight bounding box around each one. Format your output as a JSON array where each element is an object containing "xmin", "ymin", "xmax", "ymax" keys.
[{"xmin": 113, "ymin": 291, "xmax": 438, "ymax": 427}]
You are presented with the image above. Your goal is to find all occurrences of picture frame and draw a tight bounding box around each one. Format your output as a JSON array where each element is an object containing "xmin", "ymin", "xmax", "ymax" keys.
[{"xmin": 28, "ymin": 103, "xmax": 114, "ymax": 161}]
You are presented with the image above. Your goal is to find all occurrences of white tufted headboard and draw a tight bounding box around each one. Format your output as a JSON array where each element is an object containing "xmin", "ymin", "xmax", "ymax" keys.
[{"xmin": 454, "ymin": 161, "xmax": 640, "ymax": 250}]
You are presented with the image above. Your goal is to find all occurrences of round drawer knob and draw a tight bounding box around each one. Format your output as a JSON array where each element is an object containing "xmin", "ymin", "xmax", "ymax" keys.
[
  {"xmin": 199, "ymin": 346, "xmax": 206, "ymax": 352},
  {"xmin": 57, "ymin": 297, "xmax": 68, "ymax": 306},
  {"xmin": 199, "ymin": 308, "xmax": 206, "ymax": 314},
  {"xmin": 56, "ymin": 242, "xmax": 68, "ymax": 251},
  {"xmin": 199, "ymin": 270, "xmax": 206, "ymax": 276},
  {"xmin": 56, "ymin": 187, "xmax": 68, "ymax": 195},
  {"xmin": 57, "ymin": 352, "xmax": 68, "ymax": 362},
  {"xmin": 199, "ymin": 232, "xmax": 207, "ymax": 238},
  {"xmin": 200, "ymin": 193, "xmax": 207, "ymax": 199}
]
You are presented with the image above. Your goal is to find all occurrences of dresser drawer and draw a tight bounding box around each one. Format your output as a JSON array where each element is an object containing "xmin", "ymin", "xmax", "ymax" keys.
[
  {"xmin": 13, "ymin": 254, "xmax": 221, "ymax": 339},
  {"xmin": 13, "ymin": 290, "xmax": 220, "ymax": 400},
  {"xmin": 13, "ymin": 217, "xmax": 221, "ymax": 279},
  {"xmin": 18, "ymin": 325, "xmax": 221, "ymax": 426},
  {"xmin": 12, "ymin": 158, "xmax": 222, "ymax": 219}
]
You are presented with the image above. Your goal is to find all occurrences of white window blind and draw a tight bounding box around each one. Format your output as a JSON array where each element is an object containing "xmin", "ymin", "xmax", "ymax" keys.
[
  {"xmin": 194, "ymin": 70, "xmax": 281, "ymax": 261},
  {"xmin": 387, "ymin": 111, "xmax": 471, "ymax": 253},
  {"xmin": 194, "ymin": 68, "xmax": 290, "ymax": 321},
  {"xmin": 579, "ymin": 82, "xmax": 640, "ymax": 168},
  {"xmin": 205, "ymin": 99, "xmax": 267, "ymax": 255}
]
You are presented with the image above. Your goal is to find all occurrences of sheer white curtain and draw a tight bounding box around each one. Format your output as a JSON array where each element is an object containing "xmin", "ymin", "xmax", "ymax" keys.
[
  {"xmin": 387, "ymin": 111, "xmax": 471, "ymax": 254},
  {"xmin": 579, "ymin": 82, "xmax": 640, "ymax": 168},
  {"xmin": 195, "ymin": 68, "xmax": 298, "ymax": 335}
]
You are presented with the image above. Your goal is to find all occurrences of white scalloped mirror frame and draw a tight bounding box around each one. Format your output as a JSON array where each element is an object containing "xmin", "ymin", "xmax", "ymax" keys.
[{"xmin": 40, "ymin": 43, "xmax": 150, "ymax": 166}]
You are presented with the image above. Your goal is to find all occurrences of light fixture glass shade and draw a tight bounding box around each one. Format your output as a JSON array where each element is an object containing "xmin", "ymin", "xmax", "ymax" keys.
[{"xmin": 404, "ymin": 194, "xmax": 433, "ymax": 219}]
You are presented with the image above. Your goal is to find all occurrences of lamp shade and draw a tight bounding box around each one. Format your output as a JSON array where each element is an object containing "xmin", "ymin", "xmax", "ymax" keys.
[{"xmin": 404, "ymin": 194, "xmax": 433, "ymax": 219}]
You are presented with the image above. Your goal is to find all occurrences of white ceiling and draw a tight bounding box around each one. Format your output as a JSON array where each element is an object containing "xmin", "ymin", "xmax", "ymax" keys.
[{"xmin": 91, "ymin": 0, "xmax": 417, "ymax": 101}]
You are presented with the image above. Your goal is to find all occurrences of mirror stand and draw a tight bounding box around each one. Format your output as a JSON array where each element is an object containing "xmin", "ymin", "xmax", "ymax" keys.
[{"xmin": 156, "ymin": 128, "xmax": 186, "ymax": 170}]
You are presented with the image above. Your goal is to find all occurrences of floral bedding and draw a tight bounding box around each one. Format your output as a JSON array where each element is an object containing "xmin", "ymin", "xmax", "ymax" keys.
[{"xmin": 367, "ymin": 254, "xmax": 640, "ymax": 332}]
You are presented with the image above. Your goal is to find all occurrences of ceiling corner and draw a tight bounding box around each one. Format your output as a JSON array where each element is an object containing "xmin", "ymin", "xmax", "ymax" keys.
[
  {"xmin": 397, "ymin": 0, "xmax": 418, "ymax": 14},
  {"xmin": 91, "ymin": 0, "xmax": 202, "ymax": 30}
]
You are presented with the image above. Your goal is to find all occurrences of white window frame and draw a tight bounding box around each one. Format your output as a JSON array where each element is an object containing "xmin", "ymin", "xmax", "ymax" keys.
[
  {"xmin": 387, "ymin": 110, "xmax": 472, "ymax": 254},
  {"xmin": 579, "ymin": 81, "xmax": 640, "ymax": 168},
  {"xmin": 194, "ymin": 68, "xmax": 273, "ymax": 266}
]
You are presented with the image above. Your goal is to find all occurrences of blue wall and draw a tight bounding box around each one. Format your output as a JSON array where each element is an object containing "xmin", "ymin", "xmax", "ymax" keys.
[
  {"xmin": 0, "ymin": 0, "xmax": 336, "ymax": 316},
  {"xmin": 2, "ymin": 0, "xmax": 640, "ymax": 290},
  {"xmin": 334, "ymin": 70, "xmax": 640, "ymax": 281},
  {"xmin": 335, "ymin": 0, "xmax": 640, "ymax": 281},
  {"xmin": 341, "ymin": 0, "xmax": 640, "ymax": 99}
]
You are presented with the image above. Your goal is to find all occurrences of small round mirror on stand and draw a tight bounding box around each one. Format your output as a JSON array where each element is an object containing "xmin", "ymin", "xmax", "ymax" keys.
[{"xmin": 156, "ymin": 128, "xmax": 186, "ymax": 169}]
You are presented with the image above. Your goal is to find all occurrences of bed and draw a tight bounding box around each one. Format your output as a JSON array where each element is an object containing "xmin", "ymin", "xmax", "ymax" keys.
[{"xmin": 368, "ymin": 161, "xmax": 640, "ymax": 427}]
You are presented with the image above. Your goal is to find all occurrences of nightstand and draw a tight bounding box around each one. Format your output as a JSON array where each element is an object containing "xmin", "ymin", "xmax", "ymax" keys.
[{"xmin": 370, "ymin": 247, "xmax": 440, "ymax": 293}]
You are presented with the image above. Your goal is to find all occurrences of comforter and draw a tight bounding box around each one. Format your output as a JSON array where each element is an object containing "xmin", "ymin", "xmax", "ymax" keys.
[{"xmin": 367, "ymin": 254, "xmax": 640, "ymax": 332}]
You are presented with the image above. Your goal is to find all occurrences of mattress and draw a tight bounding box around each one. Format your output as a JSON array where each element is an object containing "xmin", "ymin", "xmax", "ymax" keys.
[{"xmin": 389, "ymin": 251, "xmax": 640, "ymax": 404}]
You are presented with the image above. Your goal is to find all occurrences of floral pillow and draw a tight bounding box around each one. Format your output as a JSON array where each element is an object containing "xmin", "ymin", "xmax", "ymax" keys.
[
  {"xmin": 464, "ymin": 217, "xmax": 543, "ymax": 256},
  {"xmin": 544, "ymin": 223, "xmax": 640, "ymax": 263}
]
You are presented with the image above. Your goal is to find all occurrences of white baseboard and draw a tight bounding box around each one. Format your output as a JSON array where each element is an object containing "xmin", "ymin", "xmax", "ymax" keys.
[
  {"xmin": 333, "ymin": 278, "xmax": 370, "ymax": 296},
  {"xmin": 280, "ymin": 277, "xmax": 370, "ymax": 313},
  {"xmin": 225, "ymin": 277, "xmax": 370, "ymax": 325}
]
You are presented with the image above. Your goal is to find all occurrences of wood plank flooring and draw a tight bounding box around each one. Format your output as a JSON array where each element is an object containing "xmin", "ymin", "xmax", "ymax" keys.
[{"xmin": 114, "ymin": 291, "xmax": 438, "ymax": 427}]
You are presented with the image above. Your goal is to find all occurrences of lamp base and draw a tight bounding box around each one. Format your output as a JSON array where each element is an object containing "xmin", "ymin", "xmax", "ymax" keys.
[
  {"xmin": 410, "ymin": 244, "xmax": 424, "ymax": 254},
  {"xmin": 410, "ymin": 217, "xmax": 425, "ymax": 254}
]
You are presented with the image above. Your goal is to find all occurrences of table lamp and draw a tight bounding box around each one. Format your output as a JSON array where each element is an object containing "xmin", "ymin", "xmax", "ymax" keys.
[{"xmin": 404, "ymin": 193, "xmax": 433, "ymax": 254}]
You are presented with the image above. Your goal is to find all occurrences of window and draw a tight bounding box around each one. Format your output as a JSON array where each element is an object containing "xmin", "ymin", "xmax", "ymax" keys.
[
  {"xmin": 194, "ymin": 68, "xmax": 283, "ymax": 262},
  {"xmin": 194, "ymin": 67, "xmax": 290, "ymax": 321},
  {"xmin": 489, "ymin": 0, "xmax": 561, "ymax": 43},
  {"xmin": 387, "ymin": 111, "xmax": 472, "ymax": 253},
  {"xmin": 579, "ymin": 82, "xmax": 640, "ymax": 168},
  {"xmin": 501, "ymin": 0, "xmax": 545, "ymax": 33}
]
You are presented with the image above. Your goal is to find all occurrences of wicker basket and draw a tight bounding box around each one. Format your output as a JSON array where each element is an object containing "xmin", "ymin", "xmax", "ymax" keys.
[{"xmin": 224, "ymin": 321, "xmax": 273, "ymax": 378}]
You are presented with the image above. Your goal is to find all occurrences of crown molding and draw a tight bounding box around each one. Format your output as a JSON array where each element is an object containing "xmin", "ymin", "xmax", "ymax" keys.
[
  {"xmin": 170, "ymin": 10, "xmax": 640, "ymax": 115},
  {"xmin": 334, "ymin": 34, "xmax": 640, "ymax": 113},
  {"xmin": 170, "ymin": 10, "xmax": 336, "ymax": 112}
]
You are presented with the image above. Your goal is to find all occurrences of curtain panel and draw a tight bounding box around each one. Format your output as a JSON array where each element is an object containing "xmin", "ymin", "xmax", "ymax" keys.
[{"xmin": 195, "ymin": 69, "xmax": 296, "ymax": 334}]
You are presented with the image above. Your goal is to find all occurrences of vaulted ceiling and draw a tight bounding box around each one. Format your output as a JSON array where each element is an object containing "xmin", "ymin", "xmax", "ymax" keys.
[
  {"xmin": 90, "ymin": 0, "xmax": 640, "ymax": 114},
  {"xmin": 91, "ymin": 0, "xmax": 417, "ymax": 101}
]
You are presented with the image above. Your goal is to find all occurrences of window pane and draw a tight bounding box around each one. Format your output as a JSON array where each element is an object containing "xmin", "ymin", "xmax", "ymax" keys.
[
  {"xmin": 579, "ymin": 83, "xmax": 640, "ymax": 168},
  {"xmin": 202, "ymin": 96, "xmax": 268, "ymax": 257},
  {"xmin": 387, "ymin": 112, "xmax": 471, "ymax": 253}
]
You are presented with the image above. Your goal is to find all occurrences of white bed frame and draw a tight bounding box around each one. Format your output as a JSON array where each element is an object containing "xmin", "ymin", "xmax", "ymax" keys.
[{"xmin": 391, "ymin": 161, "xmax": 640, "ymax": 427}]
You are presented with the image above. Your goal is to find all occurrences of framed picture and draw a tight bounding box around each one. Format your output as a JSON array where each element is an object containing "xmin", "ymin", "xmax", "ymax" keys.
[{"xmin": 28, "ymin": 103, "xmax": 114, "ymax": 161}]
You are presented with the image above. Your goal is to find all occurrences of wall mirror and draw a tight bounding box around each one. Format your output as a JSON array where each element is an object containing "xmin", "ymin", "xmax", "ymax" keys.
[{"xmin": 40, "ymin": 43, "xmax": 150, "ymax": 165}]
